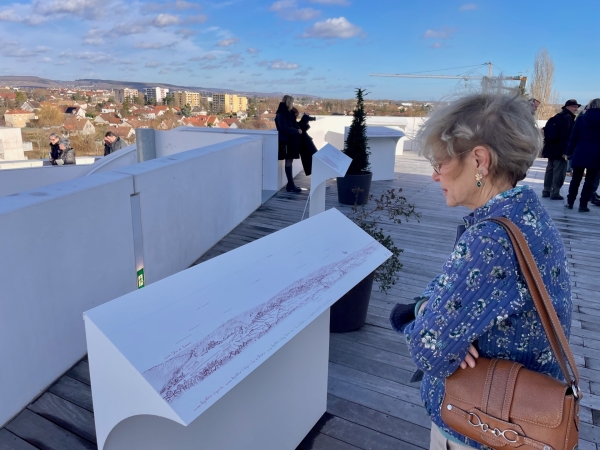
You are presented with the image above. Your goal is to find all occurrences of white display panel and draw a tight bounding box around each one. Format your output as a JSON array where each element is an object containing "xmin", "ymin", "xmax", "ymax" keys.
[
  {"xmin": 84, "ymin": 208, "xmax": 390, "ymax": 449},
  {"xmin": 309, "ymin": 144, "xmax": 351, "ymax": 217}
]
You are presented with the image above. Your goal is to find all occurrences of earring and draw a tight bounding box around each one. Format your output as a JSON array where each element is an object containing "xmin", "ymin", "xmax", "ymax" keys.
[{"xmin": 476, "ymin": 171, "xmax": 483, "ymax": 188}]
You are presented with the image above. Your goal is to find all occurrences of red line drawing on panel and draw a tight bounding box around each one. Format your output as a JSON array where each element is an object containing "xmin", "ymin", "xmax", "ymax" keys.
[{"xmin": 142, "ymin": 242, "xmax": 379, "ymax": 404}]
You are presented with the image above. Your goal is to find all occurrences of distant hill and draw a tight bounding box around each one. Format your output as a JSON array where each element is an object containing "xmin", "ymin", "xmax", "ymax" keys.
[
  {"xmin": 0, "ymin": 76, "xmax": 319, "ymax": 98},
  {"xmin": 0, "ymin": 76, "xmax": 65, "ymax": 88}
]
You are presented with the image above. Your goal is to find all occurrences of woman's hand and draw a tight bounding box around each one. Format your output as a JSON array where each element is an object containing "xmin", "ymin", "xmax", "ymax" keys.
[{"xmin": 459, "ymin": 345, "xmax": 479, "ymax": 369}]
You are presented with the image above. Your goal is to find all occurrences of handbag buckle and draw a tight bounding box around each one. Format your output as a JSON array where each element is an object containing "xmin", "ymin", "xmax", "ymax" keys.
[
  {"xmin": 572, "ymin": 382, "xmax": 582, "ymax": 400},
  {"xmin": 468, "ymin": 412, "xmax": 519, "ymax": 443}
]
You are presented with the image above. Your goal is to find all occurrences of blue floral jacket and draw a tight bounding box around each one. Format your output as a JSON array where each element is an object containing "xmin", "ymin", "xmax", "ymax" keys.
[{"xmin": 402, "ymin": 186, "xmax": 572, "ymax": 448}]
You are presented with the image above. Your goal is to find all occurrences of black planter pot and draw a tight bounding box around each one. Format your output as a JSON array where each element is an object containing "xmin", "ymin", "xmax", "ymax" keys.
[
  {"xmin": 336, "ymin": 172, "xmax": 372, "ymax": 205},
  {"xmin": 330, "ymin": 272, "xmax": 375, "ymax": 333}
]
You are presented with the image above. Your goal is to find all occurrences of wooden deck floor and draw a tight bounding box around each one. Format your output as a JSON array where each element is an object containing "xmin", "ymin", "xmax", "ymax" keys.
[{"xmin": 2, "ymin": 151, "xmax": 599, "ymax": 450}]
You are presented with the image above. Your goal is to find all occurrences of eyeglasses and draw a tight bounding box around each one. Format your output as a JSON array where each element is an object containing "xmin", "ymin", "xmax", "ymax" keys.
[{"xmin": 429, "ymin": 148, "xmax": 474, "ymax": 174}]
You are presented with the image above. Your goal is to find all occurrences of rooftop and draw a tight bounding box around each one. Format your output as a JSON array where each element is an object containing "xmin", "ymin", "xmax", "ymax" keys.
[{"xmin": 1, "ymin": 152, "xmax": 599, "ymax": 450}]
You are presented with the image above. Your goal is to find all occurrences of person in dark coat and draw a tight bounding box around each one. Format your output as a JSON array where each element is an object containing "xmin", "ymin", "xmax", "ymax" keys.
[
  {"xmin": 541, "ymin": 99, "xmax": 580, "ymax": 199},
  {"xmin": 293, "ymin": 109, "xmax": 318, "ymax": 176},
  {"xmin": 49, "ymin": 133, "xmax": 60, "ymax": 165},
  {"xmin": 275, "ymin": 95, "xmax": 302, "ymax": 193},
  {"xmin": 566, "ymin": 98, "xmax": 600, "ymax": 212},
  {"xmin": 103, "ymin": 131, "xmax": 127, "ymax": 156}
]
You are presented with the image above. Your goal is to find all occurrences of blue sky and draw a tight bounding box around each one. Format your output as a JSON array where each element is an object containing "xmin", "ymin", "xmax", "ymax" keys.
[{"xmin": 0, "ymin": 0, "xmax": 598, "ymax": 101}]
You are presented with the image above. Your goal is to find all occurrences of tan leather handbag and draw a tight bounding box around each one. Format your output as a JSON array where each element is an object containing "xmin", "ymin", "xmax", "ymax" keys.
[{"xmin": 441, "ymin": 218, "xmax": 581, "ymax": 450}]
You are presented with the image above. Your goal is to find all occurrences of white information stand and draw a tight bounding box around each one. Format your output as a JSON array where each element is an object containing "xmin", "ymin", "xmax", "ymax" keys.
[
  {"xmin": 309, "ymin": 144, "xmax": 351, "ymax": 217},
  {"xmin": 84, "ymin": 208, "xmax": 391, "ymax": 450},
  {"xmin": 344, "ymin": 126, "xmax": 405, "ymax": 181}
]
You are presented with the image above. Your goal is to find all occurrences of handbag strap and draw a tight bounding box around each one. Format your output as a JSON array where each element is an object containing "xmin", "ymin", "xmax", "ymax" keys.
[{"xmin": 487, "ymin": 218, "xmax": 580, "ymax": 397}]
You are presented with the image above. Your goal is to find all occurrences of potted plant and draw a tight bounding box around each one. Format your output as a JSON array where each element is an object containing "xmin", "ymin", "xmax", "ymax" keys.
[
  {"xmin": 337, "ymin": 88, "xmax": 371, "ymax": 205},
  {"xmin": 330, "ymin": 188, "xmax": 420, "ymax": 332}
]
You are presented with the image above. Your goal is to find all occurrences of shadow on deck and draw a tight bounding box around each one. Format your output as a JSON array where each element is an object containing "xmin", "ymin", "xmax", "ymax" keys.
[{"xmin": 2, "ymin": 151, "xmax": 599, "ymax": 450}]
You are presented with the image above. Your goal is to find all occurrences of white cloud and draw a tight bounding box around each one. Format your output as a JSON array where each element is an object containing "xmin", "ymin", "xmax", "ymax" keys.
[
  {"xmin": 430, "ymin": 42, "xmax": 444, "ymax": 48},
  {"xmin": 270, "ymin": 0, "xmax": 320, "ymax": 21},
  {"xmin": 175, "ymin": 0, "xmax": 200, "ymax": 9},
  {"xmin": 145, "ymin": 61, "xmax": 164, "ymax": 68},
  {"xmin": 423, "ymin": 27, "xmax": 456, "ymax": 39},
  {"xmin": 309, "ymin": 0, "xmax": 349, "ymax": 4},
  {"xmin": 217, "ymin": 38, "xmax": 239, "ymax": 47},
  {"xmin": 83, "ymin": 27, "xmax": 104, "ymax": 45},
  {"xmin": 63, "ymin": 50, "xmax": 114, "ymax": 63},
  {"xmin": 184, "ymin": 14, "xmax": 207, "ymax": 24},
  {"xmin": 270, "ymin": 59, "xmax": 299, "ymax": 70},
  {"xmin": 153, "ymin": 13, "xmax": 180, "ymax": 27},
  {"xmin": 301, "ymin": 17, "xmax": 362, "ymax": 39},
  {"xmin": 159, "ymin": 68, "xmax": 170, "ymax": 74},
  {"xmin": 134, "ymin": 42, "xmax": 177, "ymax": 49},
  {"xmin": 247, "ymin": 47, "xmax": 259, "ymax": 54},
  {"xmin": 459, "ymin": 3, "xmax": 478, "ymax": 10},
  {"xmin": 35, "ymin": 0, "xmax": 108, "ymax": 20}
]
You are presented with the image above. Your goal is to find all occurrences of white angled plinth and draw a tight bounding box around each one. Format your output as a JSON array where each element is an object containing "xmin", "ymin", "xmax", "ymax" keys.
[
  {"xmin": 309, "ymin": 144, "xmax": 351, "ymax": 217},
  {"xmin": 84, "ymin": 208, "xmax": 391, "ymax": 450},
  {"xmin": 345, "ymin": 126, "xmax": 405, "ymax": 181}
]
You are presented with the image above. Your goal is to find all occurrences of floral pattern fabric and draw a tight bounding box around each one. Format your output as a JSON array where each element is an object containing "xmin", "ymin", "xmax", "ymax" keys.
[{"xmin": 403, "ymin": 185, "xmax": 572, "ymax": 448}]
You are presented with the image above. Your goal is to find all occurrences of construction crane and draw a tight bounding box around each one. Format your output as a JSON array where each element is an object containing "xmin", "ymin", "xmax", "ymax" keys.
[{"xmin": 370, "ymin": 62, "xmax": 527, "ymax": 92}]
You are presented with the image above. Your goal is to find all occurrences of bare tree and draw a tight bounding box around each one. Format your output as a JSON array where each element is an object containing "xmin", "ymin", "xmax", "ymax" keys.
[{"xmin": 530, "ymin": 48, "xmax": 559, "ymax": 119}]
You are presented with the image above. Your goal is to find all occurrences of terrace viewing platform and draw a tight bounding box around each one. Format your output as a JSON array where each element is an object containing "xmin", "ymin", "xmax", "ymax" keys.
[{"xmin": 0, "ymin": 122, "xmax": 599, "ymax": 450}]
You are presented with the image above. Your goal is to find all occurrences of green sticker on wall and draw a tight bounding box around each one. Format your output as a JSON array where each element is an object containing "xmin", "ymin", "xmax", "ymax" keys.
[{"xmin": 137, "ymin": 268, "xmax": 145, "ymax": 289}]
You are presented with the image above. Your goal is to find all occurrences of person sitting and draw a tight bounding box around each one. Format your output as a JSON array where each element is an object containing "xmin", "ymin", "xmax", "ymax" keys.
[
  {"xmin": 55, "ymin": 138, "xmax": 76, "ymax": 165},
  {"xmin": 103, "ymin": 131, "xmax": 126, "ymax": 156}
]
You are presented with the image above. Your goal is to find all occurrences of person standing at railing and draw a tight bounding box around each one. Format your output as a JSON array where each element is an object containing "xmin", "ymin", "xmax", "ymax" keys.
[
  {"xmin": 275, "ymin": 95, "xmax": 303, "ymax": 193},
  {"xmin": 49, "ymin": 133, "xmax": 60, "ymax": 165},
  {"xmin": 292, "ymin": 107, "xmax": 318, "ymax": 177},
  {"xmin": 103, "ymin": 131, "xmax": 126, "ymax": 156},
  {"xmin": 55, "ymin": 138, "xmax": 76, "ymax": 165}
]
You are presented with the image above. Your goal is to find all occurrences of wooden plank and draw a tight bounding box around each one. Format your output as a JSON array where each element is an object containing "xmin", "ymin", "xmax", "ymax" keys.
[
  {"xmin": 48, "ymin": 376, "xmax": 94, "ymax": 413},
  {"xmin": 297, "ymin": 424, "xmax": 362, "ymax": 450},
  {"xmin": 64, "ymin": 360, "xmax": 91, "ymax": 386},
  {"xmin": 28, "ymin": 392, "xmax": 96, "ymax": 444},
  {"xmin": 4, "ymin": 409, "xmax": 96, "ymax": 450},
  {"xmin": 0, "ymin": 429, "xmax": 38, "ymax": 450}
]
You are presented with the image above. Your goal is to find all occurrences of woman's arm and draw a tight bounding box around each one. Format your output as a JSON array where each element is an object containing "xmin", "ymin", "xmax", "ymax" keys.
[{"xmin": 404, "ymin": 223, "xmax": 524, "ymax": 378}]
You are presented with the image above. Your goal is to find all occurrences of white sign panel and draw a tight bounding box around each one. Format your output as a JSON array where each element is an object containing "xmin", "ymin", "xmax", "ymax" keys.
[
  {"xmin": 309, "ymin": 144, "xmax": 351, "ymax": 217},
  {"xmin": 84, "ymin": 208, "xmax": 390, "ymax": 449}
]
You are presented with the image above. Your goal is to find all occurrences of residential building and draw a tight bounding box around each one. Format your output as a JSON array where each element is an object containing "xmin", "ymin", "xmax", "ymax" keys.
[
  {"xmin": 145, "ymin": 87, "xmax": 169, "ymax": 104},
  {"xmin": 65, "ymin": 106, "xmax": 86, "ymax": 118},
  {"xmin": 62, "ymin": 118, "xmax": 96, "ymax": 136},
  {"xmin": 114, "ymin": 88, "xmax": 139, "ymax": 104},
  {"xmin": 111, "ymin": 127, "xmax": 136, "ymax": 142},
  {"xmin": 4, "ymin": 110, "xmax": 35, "ymax": 128},
  {"xmin": 212, "ymin": 94, "xmax": 248, "ymax": 114},
  {"xmin": 169, "ymin": 91, "xmax": 200, "ymax": 108},
  {"xmin": 21, "ymin": 101, "xmax": 41, "ymax": 112}
]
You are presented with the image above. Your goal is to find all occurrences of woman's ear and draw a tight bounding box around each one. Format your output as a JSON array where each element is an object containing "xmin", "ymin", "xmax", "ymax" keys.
[{"xmin": 472, "ymin": 146, "xmax": 492, "ymax": 176}]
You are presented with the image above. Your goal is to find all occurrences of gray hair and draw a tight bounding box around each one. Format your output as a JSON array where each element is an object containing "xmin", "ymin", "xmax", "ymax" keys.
[
  {"xmin": 49, "ymin": 133, "xmax": 59, "ymax": 139},
  {"xmin": 58, "ymin": 138, "xmax": 71, "ymax": 148},
  {"xmin": 282, "ymin": 95, "xmax": 294, "ymax": 110},
  {"xmin": 587, "ymin": 98, "xmax": 600, "ymax": 109},
  {"xmin": 417, "ymin": 93, "xmax": 542, "ymax": 186}
]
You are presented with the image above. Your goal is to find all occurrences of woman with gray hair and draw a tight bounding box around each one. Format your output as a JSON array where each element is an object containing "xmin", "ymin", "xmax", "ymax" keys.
[
  {"xmin": 566, "ymin": 98, "xmax": 600, "ymax": 211},
  {"xmin": 275, "ymin": 94, "xmax": 302, "ymax": 192},
  {"xmin": 392, "ymin": 93, "xmax": 572, "ymax": 449},
  {"xmin": 56, "ymin": 137, "xmax": 76, "ymax": 165}
]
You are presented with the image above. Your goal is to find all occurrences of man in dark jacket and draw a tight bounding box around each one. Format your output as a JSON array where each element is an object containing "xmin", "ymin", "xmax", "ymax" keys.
[
  {"xmin": 49, "ymin": 133, "xmax": 60, "ymax": 165},
  {"xmin": 103, "ymin": 131, "xmax": 126, "ymax": 156},
  {"xmin": 541, "ymin": 99, "xmax": 580, "ymax": 199}
]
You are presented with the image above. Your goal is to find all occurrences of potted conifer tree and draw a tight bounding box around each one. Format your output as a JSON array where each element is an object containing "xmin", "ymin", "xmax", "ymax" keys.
[{"xmin": 337, "ymin": 88, "xmax": 372, "ymax": 205}]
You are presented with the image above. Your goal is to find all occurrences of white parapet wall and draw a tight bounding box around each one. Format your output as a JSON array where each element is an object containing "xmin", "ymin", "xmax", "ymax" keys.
[
  {"xmin": 0, "ymin": 164, "xmax": 91, "ymax": 198},
  {"xmin": 0, "ymin": 173, "xmax": 138, "ymax": 428},
  {"xmin": 0, "ymin": 134, "xmax": 265, "ymax": 428},
  {"xmin": 115, "ymin": 136, "xmax": 263, "ymax": 285}
]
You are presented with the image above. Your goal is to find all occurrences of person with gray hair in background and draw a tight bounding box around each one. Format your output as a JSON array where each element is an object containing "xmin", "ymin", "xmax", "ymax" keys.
[
  {"xmin": 391, "ymin": 93, "xmax": 572, "ymax": 449},
  {"xmin": 275, "ymin": 94, "xmax": 303, "ymax": 193},
  {"xmin": 49, "ymin": 133, "xmax": 60, "ymax": 165},
  {"xmin": 55, "ymin": 138, "xmax": 76, "ymax": 165},
  {"xmin": 566, "ymin": 98, "xmax": 600, "ymax": 211}
]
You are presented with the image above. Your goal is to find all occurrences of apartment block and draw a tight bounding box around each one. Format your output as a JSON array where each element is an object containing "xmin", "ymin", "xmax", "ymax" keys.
[
  {"xmin": 145, "ymin": 87, "xmax": 170, "ymax": 104},
  {"xmin": 114, "ymin": 88, "xmax": 139, "ymax": 103},
  {"xmin": 212, "ymin": 93, "xmax": 248, "ymax": 113},
  {"xmin": 169, "ymin": 91, "xmax": 201, "ymax": 108}
]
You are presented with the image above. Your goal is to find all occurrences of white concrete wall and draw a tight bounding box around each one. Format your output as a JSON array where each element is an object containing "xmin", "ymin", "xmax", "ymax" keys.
[
  {"xmin": 0, "ymin": 127, "xmax": 25, "ymax": 160},
  {"xmin": 77, "ymin": 145, "xmax": 138, "ymax": 177},
  {"xmin": 0, "ymin": 134, "xmax": 267, "ymax": 427},
  {"xmin": 0, "ymin": 165, "xmax": 90, "ymax": 198},
  {"xmin": 0, "ymin": 173, "xmax": 138, "ymax": 428},
  {"xmin": 0, "ymin": 157, "xmax": 97, "ymax": 170},
  {"xmin": 115, "ymin": 136, "xmax": 263, "ymax": 285}
]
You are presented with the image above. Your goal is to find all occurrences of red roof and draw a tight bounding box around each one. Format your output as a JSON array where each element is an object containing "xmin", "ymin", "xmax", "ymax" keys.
[
  {"xmin": 63, "ymin": 118, "xmax": 91, "ymax": 131},
  {"xmin": 5, "ymin": 109, "xmax": 34, "ymax": 115}
]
